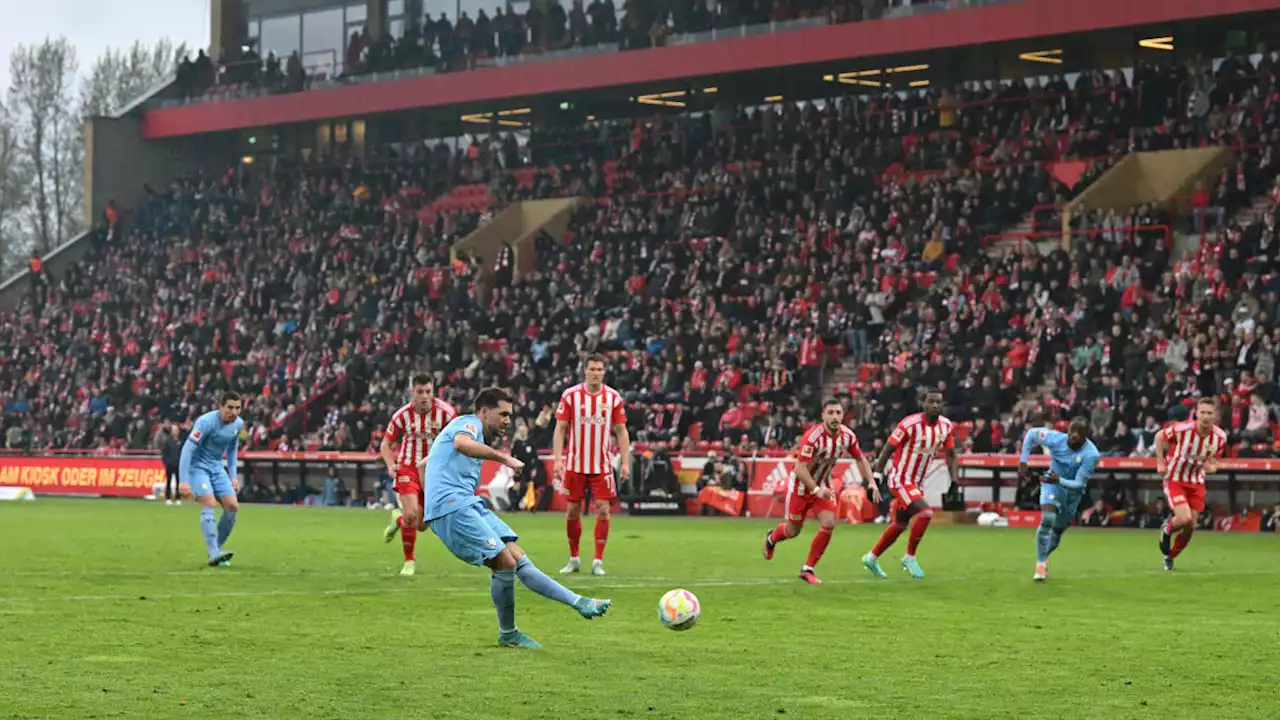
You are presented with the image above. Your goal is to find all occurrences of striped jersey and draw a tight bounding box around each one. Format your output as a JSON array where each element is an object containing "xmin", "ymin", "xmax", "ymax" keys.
[
  {"xmin": 1159, "ymin": 421, "xmax": 1227, "ymax": 485},
  {"xmin": 791, "ymin": 423, "xmax": 862, "ymax": 495},
  {"xmin": 386, "ymin": 398, "xmax": 457, "ymax": 468},
  {"xmin": 886, "ymin": 413, "xmax": 955, "ymax": 486},
  {"xmin": 555, "ymin": 383, "xmax": 626, "ymax": 475}
]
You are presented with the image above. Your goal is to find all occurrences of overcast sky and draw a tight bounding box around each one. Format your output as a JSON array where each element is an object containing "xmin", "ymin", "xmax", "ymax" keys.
[{"xmin": 0, "ymin": 0, "xmax": 210, "ymax": 92}]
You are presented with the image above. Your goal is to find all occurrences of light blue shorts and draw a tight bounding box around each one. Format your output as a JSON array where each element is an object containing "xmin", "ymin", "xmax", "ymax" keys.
[
  {"xmin": 188, "ymin": 467, "xmax": 235, "ymax": 499},
  {"xmin": 1039, "ymin": 483, "xmax": 1085, "ymax": 519},
  {"xmin": 430, "ymin": 502, "xmax": 518, "ymax": 566}
]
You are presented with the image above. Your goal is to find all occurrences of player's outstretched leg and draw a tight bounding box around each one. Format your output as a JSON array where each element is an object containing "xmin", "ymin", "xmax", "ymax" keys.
[
  {"xmin": 901, "ymin": 503, "xmax": 932, "ymax": 579},
  {"xmin": 800, "ymin": 514, "xmax": 835, "ymax": 584},
  {"xmin": 514, "ymin": 554, "xmax": 611, "ymax": 619},
  {"xmin": 763, "ymin": 520, "xmax": 801, "ymax": 560}
]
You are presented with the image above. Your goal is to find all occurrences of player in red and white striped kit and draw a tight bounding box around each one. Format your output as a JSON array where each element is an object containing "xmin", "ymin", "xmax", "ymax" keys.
[
  {"xmin": 380, "ymin": 374, "xmax": 456, "ymax": 577},
  {"xmin": 554, "ymin": 354, "xmax": 631, "ymax": 576},
  {"xmin": 863, "ymin": 389, "xmax": 957, "ymax": 579},
  {"xmin": 1154, "ymin": 397, "xmax": 1226, "ymax": 570},
  {"xmin": 763, "ymin": 399, "xmax": 879, "ymax": 584}
]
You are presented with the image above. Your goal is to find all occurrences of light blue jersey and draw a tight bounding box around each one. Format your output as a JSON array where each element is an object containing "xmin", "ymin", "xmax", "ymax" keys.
[
  {"xmin": 424, "ymin": 414, "xmax": 488, "ymax": 522},
  {"xmin": 180, "ymin": 411, "xmax": 244, "ymax": 498},
  {"xmin": 1019, "ymin": 427, "xmax": 1100, "ymax": 491},
  {"xmin": 424, "ymin": 414, "xmax": 518, "ymax": 566},
  {"xmin": 1020, "ymin": 427, "xmax": 1100, "ymax": 516}
]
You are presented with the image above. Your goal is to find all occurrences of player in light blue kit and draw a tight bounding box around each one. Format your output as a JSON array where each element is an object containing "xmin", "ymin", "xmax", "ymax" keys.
[
  {"xmin": 180, "ymin": 393, "xmax": 245, "ymax": 567},
  {"xmin": 1018, "ymin": 417, "xmax": 1100, "ymax": 582},
  {"xmin": 424, "ymin": 387, "xmax": 611, "ymax": 649}
]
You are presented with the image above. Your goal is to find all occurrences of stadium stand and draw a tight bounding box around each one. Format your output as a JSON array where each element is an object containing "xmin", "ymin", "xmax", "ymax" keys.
[{"xmin": 4, "ymin": 38, "xmax": 1280, "ymax": 524}]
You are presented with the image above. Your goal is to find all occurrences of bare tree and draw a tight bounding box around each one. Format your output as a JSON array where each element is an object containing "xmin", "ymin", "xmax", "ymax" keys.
[
  {"xmin": 82, "ymin": 39, "xmax": 188, "ymax": 118},
  {"xmin": 8, "ymin": 39, "xmax": 79, "ymax": 254},
  {"xmin": 0, "ymin": 98, "xmax": 29, "ymax": 278}
]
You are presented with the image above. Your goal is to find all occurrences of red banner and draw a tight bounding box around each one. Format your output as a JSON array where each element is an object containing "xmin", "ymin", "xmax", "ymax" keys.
[{"xmin": 0, "ymin": 457, "xmax": 165, "ymax": 497}]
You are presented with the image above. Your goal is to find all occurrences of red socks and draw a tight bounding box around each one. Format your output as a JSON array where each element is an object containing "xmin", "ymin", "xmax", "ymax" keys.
[
  {"xmin": 398, "ymin": 516, "xmax": 416, "ymax": 562},
  {"xmin": 768, "ymin": 522, "xmax": 790, "ymax": 545},
  {"xmin": 594, "ymin": 516, "xmax": 610, "ymax": 561},
  {"xmin": 805, "ymin": 527, "xmax": 833, "ymax": 568},
  {"xmin": 567, "ymin": 516, "xmax": 583, "ymax": 557},
  {"xmin": 906, "ymin": 510, "xmax": 933, "ymax": 555},
  {"xmin": 1169, "ymin": 529, "xmax": 1193, "ymax": 559},
  {"xmin": 871, "ymin": 522, "xmax": 907, "ymax": 557}
]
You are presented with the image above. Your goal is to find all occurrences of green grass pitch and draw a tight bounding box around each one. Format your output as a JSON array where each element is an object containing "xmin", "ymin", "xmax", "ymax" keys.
[{"xmin": 1, "ymin": 500, "xmax": 1277, "ymax": 719}]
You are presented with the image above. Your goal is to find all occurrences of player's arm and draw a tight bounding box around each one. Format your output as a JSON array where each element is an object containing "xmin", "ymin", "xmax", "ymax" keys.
[
  {"xmin": 178, "ymin": 419, "xmax": 208, "ymax": 482},
  {"xmin": 454, "ymin": 432, "xmax": 523, "ymax": 471},
  {"xmin": 872, "ymin": 439, "xmax": 897, "ymax": 476},
  {"xmin": 1152, "ymin": 429, "xmax": 1168, "ymax": 475},
  {"xmin": 1018, "ymin": 427, "xmax": 1048, "ymax": 481},
  {"xmin": 1061, "ymin": 450, "xmax": 1098, "ymax": 491},
  {"xmin": 944, "ymin": 446, "xmax": 958, "ymax": 490},
  {"xmin": 226, "ymin": 431, "xmax": 240, "ymax": 490},
  {"xmin": 794, "ymin": 459, "xmax": 832, "ymax": 500},
  {"xmin": 853, "ymin": 452, "xmax": 881, "ymax": 503},
  {"xmin": 1204, "ymin": 438, "xmax": 1224, "ymax": 475},
  {"xmin": 613, "ymin": 421, "xmax": 632, "ymax": 481},
  {"xmin": 552, "ymin": 396, "xmax": 570, "ymax": 481},
  {"xmin": 381, "ymin": 414, "xmax": 402, "ymax": 471}
]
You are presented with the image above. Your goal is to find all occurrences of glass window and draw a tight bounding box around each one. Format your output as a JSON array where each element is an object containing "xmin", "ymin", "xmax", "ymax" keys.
[
  {"xmin": 247, "ymin": 19, "xmax": 261, "ymax": 50},
  {"xmin": 260, "ymin": 14, "xmax": 301, "ymax": 58},
  {"xmin": 389, "ymin": 0, "xmax": 406, "ymax": 15},
  {"xmin": 346, "ymin": 3, "xmax": 367, "ymax": 22},
  {"xmin": 457, "ymin": 0, "xmax": 487, "ymax": 21},
  {"xmin": 302, "ymin": 7, "xmax": 344, "ymax": 72},
  {"xmin": 390, "ymin": 18, "xmax": 405, "ymax": 38}
]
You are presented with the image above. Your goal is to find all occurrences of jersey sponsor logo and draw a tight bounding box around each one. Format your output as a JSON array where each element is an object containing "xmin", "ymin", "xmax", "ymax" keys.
[
  {"xmin": 485, "ymin": 537, "xmax": 497, "ymax": 548},
  {"xmin": 463, "ymin": 422, "xmax": 480, "ymax": 437},
  {"xmin": 799, "ymin": 445, "xmax": 815, "ymax": 460},
  {"xmin": 190, "ymin": 429, "xmax": 203, "ymax": 441},
  {"xmin": 1038, "ymin": 430, "xmax": 1048, "ymax": 440}
]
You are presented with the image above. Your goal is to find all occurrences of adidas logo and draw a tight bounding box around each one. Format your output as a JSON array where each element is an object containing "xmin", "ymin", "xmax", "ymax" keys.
[{"xmin": 762, "ymin": 463, "xmax": 792, "ymax": 494}]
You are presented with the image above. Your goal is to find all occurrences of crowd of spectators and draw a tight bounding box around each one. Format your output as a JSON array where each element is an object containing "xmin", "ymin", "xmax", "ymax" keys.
[
  {"xmin": 5, "ymin": 52, "xmax": 1280, "ymax": 525},
  {"xmin": 179, "ymin": 0, "xmax": 974, "ymax": 101}
]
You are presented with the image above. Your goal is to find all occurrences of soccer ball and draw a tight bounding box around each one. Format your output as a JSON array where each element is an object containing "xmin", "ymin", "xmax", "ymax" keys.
[{"xmin": 657, "ymin": 589, "xmax": 700, "ymax": 631}]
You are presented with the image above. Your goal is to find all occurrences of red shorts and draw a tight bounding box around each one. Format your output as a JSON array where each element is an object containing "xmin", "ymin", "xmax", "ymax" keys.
[
  {"xmin": 1163, "ymin": 480, "xmax": 1206, "ymax": 513},
  {"xmin": 394, "ymin": 464, "xmax": 424, "ymax": 505},
  {"xmin": 784, "ymin": 483, "xmax": 837, "ymax": 523},
  {"xmin": 888, "ymin": 477, "xmax": 924, "ymax": 513},
  {"xmin": 562, "ymin": 471, "xmax": 616, "ymax": 502}
]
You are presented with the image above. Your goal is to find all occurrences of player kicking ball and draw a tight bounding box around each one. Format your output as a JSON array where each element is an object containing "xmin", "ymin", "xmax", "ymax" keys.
[
  {"xmin": 1018, "ymin": 418, "xmax": 1100, "ymax": 582},
  {"xmin": 1154, "ymin": 397, "xmax": 1226, "ymax": 570},
  {"xmin": 424, "ymin": 387, "xmax": 611, "ymax": 648},
  {"xmin": 180, "ymin": 392, "xmax": 245, "ymax": 567},
  {"xmin": 763, "ymin": 399, "xmax": 879, "ymax": 584}
]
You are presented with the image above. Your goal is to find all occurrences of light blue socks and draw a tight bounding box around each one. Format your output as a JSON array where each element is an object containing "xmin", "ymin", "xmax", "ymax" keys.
[
  {"xmin": 217, "ymin": 511, "xmax": 237, "ymax": 547},
  {"xmin": 515, "ymin": 556, "xmax": 580, "ymax": 606},
  {"xmin": 491, "ymin": 569, "xmax": 517, "ymax": 633},
  {"xmin": 200, "ymin": 507, "xmax": 220, "ymax": 561}
]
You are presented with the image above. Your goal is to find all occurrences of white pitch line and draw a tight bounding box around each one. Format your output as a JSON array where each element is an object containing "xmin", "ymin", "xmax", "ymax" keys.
[{"xmin": 0, "ymin": 569, "xmax": 1273, "ymax": 605}]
